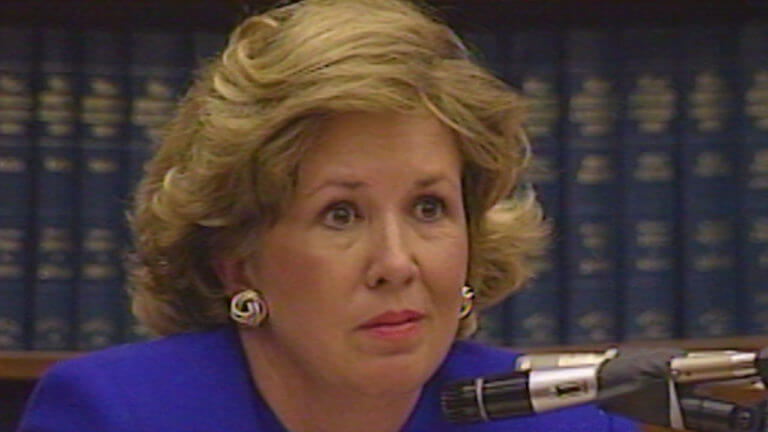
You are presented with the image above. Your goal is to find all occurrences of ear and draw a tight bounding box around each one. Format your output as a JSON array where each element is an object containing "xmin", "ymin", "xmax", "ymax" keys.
[{"xmin": 213, "ymin": 256, "xmax": 251, "ymax": 296}]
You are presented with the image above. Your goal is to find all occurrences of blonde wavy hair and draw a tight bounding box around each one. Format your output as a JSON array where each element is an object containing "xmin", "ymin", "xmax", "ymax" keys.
[{"xmin": 128, "ymin": 0, "xmax": 549, "ymax": 338}]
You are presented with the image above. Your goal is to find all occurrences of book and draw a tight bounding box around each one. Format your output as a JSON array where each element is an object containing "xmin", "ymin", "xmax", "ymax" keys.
[
  {"xmin": 738, "ymin": 22, "xmax": 768, "ymax": 335},
  {"xmin": 617, "ymin": 27, "xmax": 680, "ymax": 341},
  {"xmin": 506, "ymin": 28, "xmax": 563, "ymax": 347},
  {"xmin": 679, "ymin": 25, "xmax": 739, "ymax": 338},
  {"xmin": 30, "ymin": 29, "xmax": 79, "ymax": 351},
  {"xmin": 561, "ymin": 27, "xmax": 621, "ymax": 344},
  {"xmin": 0, "ymin": 27, "xmax": 37, "ymax": 350},
  {"xmin": 76, "ymin": 30, "xmax": 130, "ymax": 349},
  {"xmin": 125, "ymin": 30, "xmax": 192, "ymax": 342}
]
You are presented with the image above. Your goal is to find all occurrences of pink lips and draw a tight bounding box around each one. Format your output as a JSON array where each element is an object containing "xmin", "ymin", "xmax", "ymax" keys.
[{"xmin": 359, "ymin": 310, "xmax": 425, "ymax": 340}]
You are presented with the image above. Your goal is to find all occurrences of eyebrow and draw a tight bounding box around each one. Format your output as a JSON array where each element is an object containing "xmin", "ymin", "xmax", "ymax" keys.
[
  {"xmin": 306, "ymin": 175, "xmax": 459, "ymax": 197},
  {"xmin": 415, "ymin": 175, "xmax": 461, "ymax": 192}
]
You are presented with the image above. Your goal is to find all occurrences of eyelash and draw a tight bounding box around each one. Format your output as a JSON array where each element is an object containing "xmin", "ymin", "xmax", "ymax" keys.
[
  {"xmin": 321, "ymin": 201, "xmax": 359, "ymax": 230},
  {"xmin": 320, "ymin": 195, "xmax": 448, "ymax": 229},
  {"xmin": 414, "ymin": 196, "xmax": 446, "ymax": 221}
]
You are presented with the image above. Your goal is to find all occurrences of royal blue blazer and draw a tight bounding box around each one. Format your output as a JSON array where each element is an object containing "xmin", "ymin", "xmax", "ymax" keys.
[{"xmin": 18, "ymin": 326, "xmax": 639, "ymax": 431}]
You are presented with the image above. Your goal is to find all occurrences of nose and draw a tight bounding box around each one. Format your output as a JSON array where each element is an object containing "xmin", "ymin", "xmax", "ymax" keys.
[{"xmin": 364, "ymin": 214, "xmax": 418, "ymax": 289}]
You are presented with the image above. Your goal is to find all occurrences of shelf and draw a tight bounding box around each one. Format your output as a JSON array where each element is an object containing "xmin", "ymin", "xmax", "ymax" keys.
[
  {"xmin": 516, "ymin": 335, "xmax": 768, "ymax": 353},
  {"xmin": 0, "ymin": 351, "xmax": 80, "ymax": 380}
]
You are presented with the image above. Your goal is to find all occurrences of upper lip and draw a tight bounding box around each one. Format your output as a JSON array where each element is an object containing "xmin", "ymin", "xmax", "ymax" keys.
[{"xmin": 359, "ymin": 310, "xmax": 425, "ymax": 328}]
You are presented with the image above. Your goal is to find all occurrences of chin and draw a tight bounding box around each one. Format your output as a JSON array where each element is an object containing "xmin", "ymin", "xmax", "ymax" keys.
[
  {"xmin": 355, "ymin": 365, "xmax": 432, "ymax": 397},
  {"xmin": 352, "ymin": 343, "xmax": 447, "ymax": 395}
]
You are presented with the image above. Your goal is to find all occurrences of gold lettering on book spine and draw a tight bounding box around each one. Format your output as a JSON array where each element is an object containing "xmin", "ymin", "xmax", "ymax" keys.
[
  {"xmin": 81, "ymin": 228, "xmax": 120, "ymax": 280},
  {"xmin": 628, "ymin": 74, "xmax": 677, "ymax": 134},
  {"xmin": 523, "ymin": 77, "xmax": 559, "ymax": 138},
  {"xmin": 570, "ymin": 77, "xmax": 618, "ymax": 139},
  {"xmin": 634, "ymin": 220, "xmax": 673, "ymax": 272},
  {"xmin": 577, "ymin": 223, "xmax": 612, "ymax": 275},
  {"xmin": 0, "ymin": 72, "xmax": 32, "ymax": 136},
  {"xmin": 0, "ymin": 228, "xmax": 24, "ymax": 278},
  {"xmin": 746, "ymin": 70, "xmax": 768, "ymax": 130},
  {"xmin": 634, "ymin": 152, "xmax": 674, "ymax": 182},
  {"xmin": 692, "ymin": 220, "xmax": 735, "ymax": 271},
  {"xmin": 576, "ymin": 154, "xmax": 614, "ymax": 184},
  {"xmin": 689, "ymin": 72, "xmax": 731, "ymax": 132}
]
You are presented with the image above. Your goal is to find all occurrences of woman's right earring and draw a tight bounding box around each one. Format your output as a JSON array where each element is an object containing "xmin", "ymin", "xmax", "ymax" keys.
[
  {"xmin": 459, "ymin": 285, "xmax": 475, "ymax": 319},
  {"xmin": 229, "ymin": 289, "xmax": 269, "ymax": 327}
]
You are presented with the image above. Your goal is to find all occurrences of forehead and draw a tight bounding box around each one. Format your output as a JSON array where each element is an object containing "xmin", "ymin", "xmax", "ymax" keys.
[{"xmin": 298, "ymin": 111, "xmax": 462, "ymax": 181}]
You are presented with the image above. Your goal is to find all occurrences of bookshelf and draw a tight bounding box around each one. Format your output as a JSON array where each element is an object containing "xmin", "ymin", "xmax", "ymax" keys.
[{"xmin": 3, "ymin": 0, "xmax": 768, "ymax": 430}]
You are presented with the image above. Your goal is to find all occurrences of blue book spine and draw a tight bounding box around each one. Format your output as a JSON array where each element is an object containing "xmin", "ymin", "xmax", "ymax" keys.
[
  {"xmin": 0, "ymin": 27, "xmax": 36, "ymax": 350},
  {"xmin": 618, "ymin": 27, "xmax": 680, "ymax": 341},
  {"xmin": 77, "ymin": 31, "xmax": 130, "ymax": 349},
  {"xmin": 505, "ymin": 28, "xmax": 563, "ymax": 347},
  {"xmin": 126, "ymin": 31, "xmax": 191, "ymax": 342},
  {"xmin": 739, "ymin": 22, "xmax": 768, "ymax": 335},
  {"xmin": 679, "ymin": 26, "xmax": 739, "ymax": 338},
  {"xmin": 562, "ymin": 28, "xmax": 620, "ymax": 344},
  {"xmin": 32, "ymin": 29, "xmax": 79, "ymax": 351}
]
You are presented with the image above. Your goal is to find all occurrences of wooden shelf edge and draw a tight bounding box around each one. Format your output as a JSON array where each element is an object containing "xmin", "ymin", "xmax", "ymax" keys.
[
  {"xmin": 0, "ymin": 351, "xmax": 81, "ymax": 380},
  {"xmin": 514, "ymin": 335, "xmax": 768, "ymax": 353}
]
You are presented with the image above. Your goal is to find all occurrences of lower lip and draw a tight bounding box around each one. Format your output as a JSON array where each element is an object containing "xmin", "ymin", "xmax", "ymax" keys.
[{"xmin": 361, "ymin": 320, "xmax": 421, "ymax": 340}]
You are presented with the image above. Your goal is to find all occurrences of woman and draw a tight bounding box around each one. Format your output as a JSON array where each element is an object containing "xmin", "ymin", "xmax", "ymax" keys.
[{"xmin": 18, "ymin": 0, "xmax": 638, "ymax": 430}]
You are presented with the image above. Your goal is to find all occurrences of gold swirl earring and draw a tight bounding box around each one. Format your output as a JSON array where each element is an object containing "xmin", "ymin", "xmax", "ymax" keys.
[
  {"xmin": 459, "ymin": 285, "xmax": 475, "ymax": 319},
  {"xmin": 229, "ymin": 289, "xmax": 269, "ymax": 327}
]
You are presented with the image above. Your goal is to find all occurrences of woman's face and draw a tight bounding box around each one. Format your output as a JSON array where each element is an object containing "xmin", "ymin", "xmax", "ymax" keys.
[{"xmin": 241, "ymin": 111, "xmax": 468, "ymax": 395}]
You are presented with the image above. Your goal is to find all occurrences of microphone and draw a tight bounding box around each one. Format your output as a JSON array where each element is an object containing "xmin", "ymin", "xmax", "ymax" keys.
[
  {"xmin": 668, "ymin": 348, "xmax": 768, "ymax": 385},
  {"xmin": 515, "ymin": 348, "xmax": 768, "ymax": 386},
  {"xmin": 441, "ymin": 347, "xmax": 683, "ymax": 424},
  {"xmin": 441, "ymin": 346, "xmax": 768, "ymax": 428},
  {"xmin": 440, "ymin": 365, "xmax": 602, "ymax": 423}
]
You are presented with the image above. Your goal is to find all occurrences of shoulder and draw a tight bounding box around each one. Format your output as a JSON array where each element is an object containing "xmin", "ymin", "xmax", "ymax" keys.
[
  {"xmin": 440, "ymin": 340, "xmax": 521, "ymax": 378},
  {"xmin": 53, "ymin": 325, "xmax": 239, "ymax": 374},
  {"xmin": 32, "ymin": 326, "xmax": 239, "ymax": 394},
  {"xmin": 17, "ymin": 326, "xmax": 261, "ymax": 432}
]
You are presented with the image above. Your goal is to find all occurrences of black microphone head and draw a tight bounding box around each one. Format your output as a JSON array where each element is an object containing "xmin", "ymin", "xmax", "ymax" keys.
[
  {"xmin": 441, "ymin": 372, "xmax": 532, "ymax": 424},
  {"xmin": 441, "ymin": 378, "xmax": 487, "ymax": 424}
]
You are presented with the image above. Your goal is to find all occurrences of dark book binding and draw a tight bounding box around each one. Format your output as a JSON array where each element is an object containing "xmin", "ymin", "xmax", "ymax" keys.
[
  {"xmin": 31, "ymin": 29, "xmax": 79, "ymax": 350},
  {"xmin": 617, "ymin": 27, "xmax": 680, "ymax": 341},
  {"xmin": 76, "ymin": 30, "xmax": 130, "ymax": 349},
  {"xmin": 0, "ymin": 27, "xmax": 37, "ymax": 350},
  {"xmin": 561, "ymin": 28, "xmax": 620, "ymax": 343},
  {"xmin": 679, "ymin": 26, "xmax": 739, "ymax": 338},
  {"xmin": 738, "ymin": 22, "xmax": 768, "ymax": 335}
]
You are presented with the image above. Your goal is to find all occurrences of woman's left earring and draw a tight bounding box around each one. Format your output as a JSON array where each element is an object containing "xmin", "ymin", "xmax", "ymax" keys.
[
  {"xmin": 459, "ymin": 285, "xmax": 475, "ymax": 319},
  {"xmin": 229, "ymin": 289, "xmax": 269, "ymax": 327}
]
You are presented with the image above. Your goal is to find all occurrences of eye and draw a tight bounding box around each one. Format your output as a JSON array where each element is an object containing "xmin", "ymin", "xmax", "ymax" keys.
[
  {"xmin": 322, "ymin": 202, "xmax": 359, "ymax": 229},
  {"xmin": 414, "ymin": 196, "xmax": 445, "ymax": 222}
]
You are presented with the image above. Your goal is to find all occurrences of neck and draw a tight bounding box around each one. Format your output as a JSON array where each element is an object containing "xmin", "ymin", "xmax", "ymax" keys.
[{"xmin": 238, "ymin": 330, "xmax": 422, "ymax": 432}]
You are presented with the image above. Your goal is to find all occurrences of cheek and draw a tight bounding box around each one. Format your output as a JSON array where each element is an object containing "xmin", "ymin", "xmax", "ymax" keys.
[
  {"xmin": 423, "ymin": 230, "xmax": 469, "ymax": 307},
  {"xmin": 254, "ymin": 233, "xmax": 352, "ymax": 322}
]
